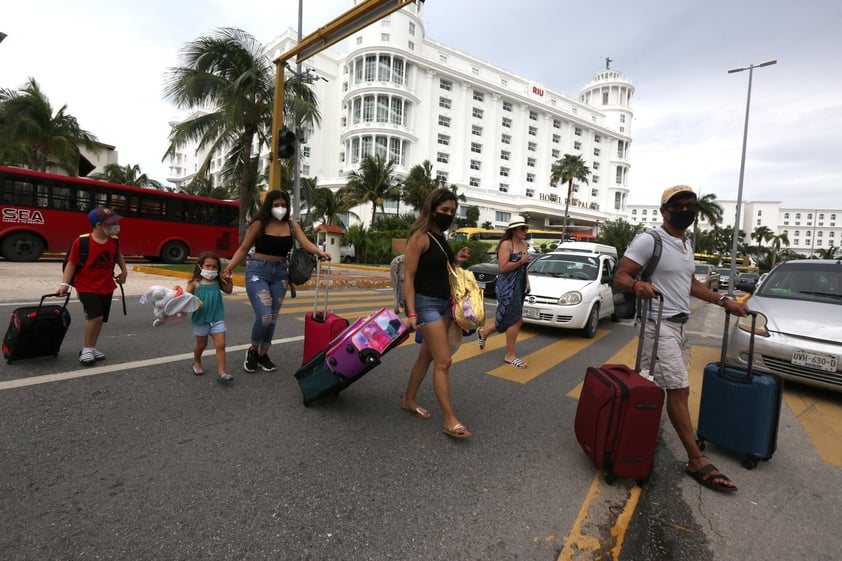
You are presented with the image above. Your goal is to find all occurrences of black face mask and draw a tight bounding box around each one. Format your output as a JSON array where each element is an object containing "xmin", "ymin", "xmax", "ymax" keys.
[
  {"xmin": 433, "ymin": 212, "xmax": 454, "ymax": 231},
  {"xmin": 666, "ymin": 210, "xmax": 696, "ymax": 231}
]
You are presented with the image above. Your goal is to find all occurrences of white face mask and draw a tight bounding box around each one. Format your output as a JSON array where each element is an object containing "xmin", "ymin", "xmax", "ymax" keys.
[
  {"xmin": 271, "ymin": 207, "xmax": 287, "ymax": 221},
  {"xmin": 200, "ymin": 269, "xmax": 218, "ymax": 280},
  {"xmin": 107, "ymin": 225, "xmax": 120, "ymax": 236}
]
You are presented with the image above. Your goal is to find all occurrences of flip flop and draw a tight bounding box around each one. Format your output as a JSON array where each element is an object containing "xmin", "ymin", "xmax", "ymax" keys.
[
  {"xmin": 401, "ymin": 403, "xmax": 431, "ymax": 420},
  {"xmin": 504, "ymin": 358, "xmax": 528, "ymax": 369},
  {"xmin": 685, "ymin": 463, "xmax": 737, "ymax": 492},
  {"xmin": 477, "ymin": 330, "xmax": 487, "ymax": 350},
  {"xmin": 443, "ymin": 423, "xmax": 471, "ymax": 439},
  {"xmin": 192, "ymin": 364, "xmax": 205, "ymax": 375}
]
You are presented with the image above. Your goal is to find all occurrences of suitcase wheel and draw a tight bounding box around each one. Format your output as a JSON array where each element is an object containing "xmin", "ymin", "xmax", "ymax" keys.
[
  {"xmin": 345, "ymin": 343, "xmax": 354, "ymax": 354},
  {"xmin": 604, "ymin": 471, "xmax": 616, "ymax": 485},
  {"xmin": 328, "ymin": 357, "xmax": 337, "ymax": 367},
  {"xmin": 635, "ymin": 478, "xmax": 649, "ymax": 487},
  {"xmin": 741, "ymin": 457, "xmax": 758, "ymax": 470}
]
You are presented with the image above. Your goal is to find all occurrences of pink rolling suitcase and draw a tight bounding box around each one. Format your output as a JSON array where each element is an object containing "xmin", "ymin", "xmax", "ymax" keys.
[
  {"xmin": 302, "ymin": 260, "xmax": 349, "ymax": 364},
  {"xmin": 325, "ymin": 308, "xmax": 409, "ymax": 379}
]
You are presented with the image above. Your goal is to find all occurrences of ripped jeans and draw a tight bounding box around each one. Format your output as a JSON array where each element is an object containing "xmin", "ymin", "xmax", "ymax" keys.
[{"xmin": 245, "ymin": 258, "xmax": 288, "ymax": 350}]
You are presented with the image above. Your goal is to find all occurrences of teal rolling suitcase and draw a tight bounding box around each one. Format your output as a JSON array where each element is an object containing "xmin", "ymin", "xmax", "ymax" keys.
[{"xmin": 696, "ymin": 312, "xmax": 783, "ymax": 469}]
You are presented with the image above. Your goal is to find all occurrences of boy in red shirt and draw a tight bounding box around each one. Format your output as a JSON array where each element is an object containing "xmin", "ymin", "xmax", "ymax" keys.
[{"xmin": 58, "ymin": 208, "xmax": 128, "ymax": 366}]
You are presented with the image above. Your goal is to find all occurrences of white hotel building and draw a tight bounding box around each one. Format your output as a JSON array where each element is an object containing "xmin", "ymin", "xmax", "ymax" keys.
[{"xmin": 166, "ymin": 1, "xmax": 633, "ymax": 234}]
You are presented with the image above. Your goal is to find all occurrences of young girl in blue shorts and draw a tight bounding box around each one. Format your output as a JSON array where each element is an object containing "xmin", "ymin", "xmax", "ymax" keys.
[{"xmin": 187, "ymin": 251, "xmax": 234, "ymax": 383}]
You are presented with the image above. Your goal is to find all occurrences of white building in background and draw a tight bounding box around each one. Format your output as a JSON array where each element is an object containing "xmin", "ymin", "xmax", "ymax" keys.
[
  {"xmin": 165, "ymin": 1, "xmax": 634, "ymax": 235},
  {"xmin": 628, "ymin": 200, "xmax": 842, "ymax": 257}
]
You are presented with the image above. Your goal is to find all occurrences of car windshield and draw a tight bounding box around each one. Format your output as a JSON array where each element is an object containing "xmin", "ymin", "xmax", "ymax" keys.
[
  {"xmin": 527, "ymin": 254, "xmax": 599, "ymax": 280},
  {"xmin": 695, "ymin": 265, "xmax": 711, "ymax": 274},
  {"xmin": 755, "ymin": 263, "xmax": 842, "ymax": 304},
  {"xmin": 717, "ymin": 268, "xmax": 731, "ymax": 276}
]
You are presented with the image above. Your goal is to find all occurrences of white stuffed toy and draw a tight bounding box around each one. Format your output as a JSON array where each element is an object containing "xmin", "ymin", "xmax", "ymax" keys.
[{"xmin": 139, "ymin": 285, "xmax": 201, "ymax": 327}]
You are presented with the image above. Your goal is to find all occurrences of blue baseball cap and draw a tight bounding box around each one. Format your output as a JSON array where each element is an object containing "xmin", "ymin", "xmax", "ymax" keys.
[{"xmin": 88, "ymin": 208, "xmax": 122, "ymax": 227}]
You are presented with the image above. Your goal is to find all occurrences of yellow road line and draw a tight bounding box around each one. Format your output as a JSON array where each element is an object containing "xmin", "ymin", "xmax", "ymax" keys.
[
  {"xmin": 783, "ymin": 390, "xmax": 842, "ymax": 467},
  {"xmin": 487, "ymin": 329, "xmax": 611, "ymax": 384}
]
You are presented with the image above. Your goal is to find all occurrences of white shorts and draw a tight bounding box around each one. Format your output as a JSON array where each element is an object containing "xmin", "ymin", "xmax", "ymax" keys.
[
  {"xmin": 639, "ymin": 319, "xmax": 688, "ymax": 390},
  {"xmin": 192, "ymin": 320, "xmax": 227, "ymax": 337}
]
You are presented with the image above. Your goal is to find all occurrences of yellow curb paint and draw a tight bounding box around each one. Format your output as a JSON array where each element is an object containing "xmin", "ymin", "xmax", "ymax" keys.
[
  {"xmin": 557, "ymin": 472, "xmax": 605, "ymax": 561},
  {"xmin": 610, "ymin": 485, "xmax": 641, "ymax": 559},
  {"xmin": 783, "ymin": 390, "xmax": 842, "ymax": 467}
]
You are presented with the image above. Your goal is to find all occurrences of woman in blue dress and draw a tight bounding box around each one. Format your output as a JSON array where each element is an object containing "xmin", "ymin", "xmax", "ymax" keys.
[{"xmin": 476, "ymin": 216, "xmax": 531, "ymax": 368}]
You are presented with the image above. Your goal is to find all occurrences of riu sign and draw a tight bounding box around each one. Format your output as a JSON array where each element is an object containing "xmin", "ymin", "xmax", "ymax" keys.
[
  {"xmin": 2, "ymin": 208, "xmax": 45, "ymax": 224},
  {"xmin": 532, "ymin": 86, "xmax": 544, "ymax": 97}
]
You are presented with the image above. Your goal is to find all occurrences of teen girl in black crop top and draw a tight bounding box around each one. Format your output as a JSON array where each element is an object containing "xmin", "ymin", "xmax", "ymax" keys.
[
  {"xmin": 223, "ymin": 190, "xmax": 330, "ymax": 372},
  {"xmin": 401, "ymin": 188, "xmax": 473, "ymax": 439}
]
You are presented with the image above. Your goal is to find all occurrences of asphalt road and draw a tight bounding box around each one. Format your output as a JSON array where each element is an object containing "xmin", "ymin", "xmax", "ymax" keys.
[{"xmin": 1, "ymin": 261, "xmax": 840, "ymax": 561}]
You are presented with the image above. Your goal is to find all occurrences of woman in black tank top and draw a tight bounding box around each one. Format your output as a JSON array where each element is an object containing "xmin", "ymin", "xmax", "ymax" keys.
[
  {"xmin": 223, "ymin": 191, "xmax": 329, "ymax": 373},
  {"xmin": 402, "ymin": 188, "xmax": 473, "ymax": 439}
]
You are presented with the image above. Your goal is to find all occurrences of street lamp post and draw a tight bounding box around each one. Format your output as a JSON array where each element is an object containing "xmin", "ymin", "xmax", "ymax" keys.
[{"xmin": 727, "ymin": 59, "xmax": 777, "ymax": 296}]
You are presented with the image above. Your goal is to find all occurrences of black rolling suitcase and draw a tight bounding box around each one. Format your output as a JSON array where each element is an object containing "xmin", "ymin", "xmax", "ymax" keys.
[
  {"xmin": 3, "ymin": 293, "xmax": 72, "ymax": 364},
  {"xmin": 696, "ymin": 311, "xmax": 783, "ymax": 469}
]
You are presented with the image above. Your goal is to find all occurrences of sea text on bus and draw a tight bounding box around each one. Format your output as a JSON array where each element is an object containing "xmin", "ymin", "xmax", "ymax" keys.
[{"xmin": 2, "ymin": 208, "xmax": 45, "ymax": 224}]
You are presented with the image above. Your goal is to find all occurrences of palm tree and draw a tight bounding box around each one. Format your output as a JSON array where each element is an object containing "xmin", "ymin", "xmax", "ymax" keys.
[
  {"xmin": 402, "ymin": 160, "xmax": 441, "ymax": 211},
  {"xmin": 341, "ymin": 154, "xmax": 401, "ymax": 227},
  {"xmin": 768, "ymin": 231, "xmax": 790, "ymax": 266},
  {"xmin": 182, "ymin": 173, "xmax": 233, "ymax": 199},
  {"xmin": 162, "ymin": 27, "xmax": 320, "ymax": 240},
  {"xmin": 549, "ymin": 154, "xmax": 591, "ymax": 238},
  {"xmin": 693, "ymin": 192, "xmax": 724, "ymax": 245},
  {"xmin": 751, "ymin": 225, "xmax": 774, "ymax": 260},
  {"xmin": 597, "ymin": 218, "xmax": 645, "ymax": 259},
  {"xmin": 0, "ymin": 77, "xmax": 99, "ymax": 174},
  {"xmin": 311, "ymin": 186, "xmax": 359, "ymax": 229},
  {"xmin": 90, "ymin": 163, "xmax": 164, "ymax": 189}
]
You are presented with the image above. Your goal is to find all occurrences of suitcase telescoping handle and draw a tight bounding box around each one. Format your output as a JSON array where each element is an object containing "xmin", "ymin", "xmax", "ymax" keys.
[
  {"xmin": 42, "ymin": 292, "xmax": 71, "ymax": 311},
  {"xmin": 718, "ymin": 310, "xmax": 759, "ymax": 383},
  {"xmin": 634, "ymin": 292, "xmax": 664, "ymax": 373},
  {"xmin": 312, "ymin": 258, "xmax": 332, "ymax": 319}
]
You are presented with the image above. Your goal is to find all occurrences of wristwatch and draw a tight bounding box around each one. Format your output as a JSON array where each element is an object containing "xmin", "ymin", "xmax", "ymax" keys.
[{"xmin": 717, "ymin": 295, "xmax": 730, "ymax": 307}]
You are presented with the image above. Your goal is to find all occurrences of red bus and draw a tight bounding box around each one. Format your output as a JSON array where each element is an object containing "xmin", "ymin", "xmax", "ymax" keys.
[{"xmin": 0, "ymin": 166, "xmax": 239, "ymax": 263}]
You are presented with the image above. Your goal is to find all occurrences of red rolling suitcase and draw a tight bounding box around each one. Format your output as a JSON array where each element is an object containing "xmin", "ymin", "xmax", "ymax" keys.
[
  {"xmin": 302, "ymin": 260, "xmax": 349, "ymax": 364},
  {"xmin": 574, "ymin": 295, "xmax": 665, "ymax": 485},
  {"xmin": 3, "ymin": 293, "xmax": 72, "ymax": 364}
]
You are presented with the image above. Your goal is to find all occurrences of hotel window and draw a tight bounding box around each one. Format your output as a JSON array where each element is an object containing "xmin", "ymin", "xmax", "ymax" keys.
[
  {"xmin": 593, "ymin": 162, "xmax": 600, "ymax": 169},
  {"xmin": 409, "ymin": 22, "xmax": 415, "ymax": 35},
  {"xmin": 500, "ymin": 150, "xmax": 510, "ymax": 161},
  {"xmin": 528, "ymin": 142, "xmax": 537, "ymax": 152},
  {"xmin": 362, "ymin": 95, "xmax": 374, "ymax": 122},
  {"xmin": 382, "ymin": 15, "xmax": 390, "ymax": 25},
  {"xmin": 553, "ymin": 119, "xmax": 561, "ymax": 129},
  {"xmin": 796, "ymin": 213, "xmax": 801, "ymax": 219},
  {"xmin": 502, "ymin": 117, "xmax": 512, "ymax": 128},
  {"xmin": 498, "ymin": 183, "xmax": 509, "ymax": 193},
  {"xmin": 529, "ymin": 110, "xmax": 538, "ymax": 121},
  {"xmin": 784, "ymin": 213, "xmax": 789, "ymax": 219},
  {"xmin": 472, "ymin": 125, "xmax": 483, "ymax": 136},
  {"xmin": 495, "ymin": 211, "xmax": 511, "ymax": 223},
  {"xmin": 469, "ymin": 177, "xmax": 480, "ymax": 187},
  {"xmin": 364, "ymin": 55, "xmax": 377, "ymax": 81},
  {"xmin": 501, "ymin": 78, "xmax": 508, "ymax": 86},
  {"xmin": 472, "ymin": 66, "xmax": 480, "ymax": 75},
  {"xmin": 437, "ymin": 134, "xmax": 450, "ymax": 146},
  {"xmin": 440, "ymin": 79, "xmax": 452, "ymax": 91},
  {"xmin": 343, "ymin": 82, "xmax": 348, "ymax": 92},
  {"xmin": 552, "ymin": 134, "xmax": 560, "ymax": 143},
  {"xmin": 503, "ymin": 101, "xmax": 513, "ymax": 112},
  {"xmin": 436, "ymin": 152, "xmax": 449, "ymax": 164},
  {"xmin": 390, "ymin": 98, "xmax": 403, "ymax": 125},
  {"xmin": 594, "ymin": 135, "xmax": 601, "ymax": 143},
  {"xmin": 437, "ymin": 171, "xmax": 448, "ymax": 182},
  {"xmin": 526, "ymin": 174, "xmax": 535, "ymax": 183},
  {"xmin": 473, "ymin": 90, "xmax": 485, "ymax": 102},
  {"xmin": 470, "ymin": 160, "xmax": 481, "ymax": 170},
  {"xmin": 527, "ymin": 157, "xmax": 536, "ymax": 167},
  {"xmin": 758, "ymin": 210, "xmax": 763, "ymax": 216},
  {"xmin": 340, "ymin": 151, "xmax": 345, "ymax": 163},
  {"xmin": 341, "ymin": 116, "xmax": 347, "ymax": 126},
  {"xmin": 528, "ymin": 126, "xmax": 537, "ymax": 136},
  {"xmin": 439, "ymin": 96, "xmax": 451, "ymax": 109},
  {"xmin": 602, "ymin": 92, "xmax": 609, "ymax": 105},
  {"xmin": 302, "ymin": 165, "xmax": 310, "ymax": 176},
  {"xmin": 393, "ymin": 58, "xmax": 405, "ymax": 85},
  {"xmin": 471, "ymin": 143, "xmax": 482, "ymax": 154},
  {"xmin": 376, "ymin": 95, "xmax": 389, "ymax": 122},
  {"xmin": 551, "ymin": 149, "xmax": 560, "ymax": 158},
  {"xmin": 526, "ymin": 188, "xmax": 535, "ymax": 197},
  {"xmin": 501, "ymin": 134, "xmax": 511, "ymax": 144},
  {"xmin": 574, "ymin": 141, "xmax": 581, "ymax": 150},
  {"xmin": 438, "ymin": 115, "xmax": 451, "ymax": 127},
  {"xmin": 591, "ymin": 189, "xmax": 598, "ymax": 196},
  {"xmin": 818, "ymin": 231, "xmax": 824, "ymax": 237},
  {"xmin": 302, "ymin": 146, "xmax": 311, "ymax": 158},
  {"xmin": 592, "ymin": 175, "xmax": 599, "ymax": 182},
  {"xmin": 594, "ymin": 148, "xmax": 601, "ymax": 156},
  {"xmin": 620, "ymin": 115, "xmax": 626, "ymax": 123},
  {"xmin": 551, "ymin": 99, "xmax": 557, "ymax": 106},
  {"xmin": 473, "ymin": 107, "xmax": 484, "ymax": 119},
  {"xmin": 356, "ymin": 37, "xmax": 363, "ymax": 46},
  {"xmin": 642, "ymin": 209, "xmax": 648, "ymax": 215},
  {"xmin": 381, "ymin": 33, "xmax": 390, "ymax": 42},
  {"xmin": 574, "ymin": 127, "xmax": 582, "ymax": 136},
  {"xmin": 408, "ymin": 41, "xmax": 414, "ymax": 50},
  {"xmin": 808, "ymin": 213, "xmax": 813, "ymax": 219},
  {"xmin": 440, "ymin": 54, "xmax": 447, "ymax": 63},
  {"xmin": 500, "ymin": 167, "xmax": 509, "ymax": 177}
]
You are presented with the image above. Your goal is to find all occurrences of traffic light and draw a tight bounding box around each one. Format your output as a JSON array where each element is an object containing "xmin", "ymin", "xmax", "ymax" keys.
[{"xmin": 277, "ymin": 127, "xmax": 297, "ymax": 159}]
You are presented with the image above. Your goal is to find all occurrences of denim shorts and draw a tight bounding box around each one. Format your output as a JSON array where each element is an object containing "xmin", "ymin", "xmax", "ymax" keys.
[
  {"xmin": 415, "ymin": 293, "xmax": 452, "ymax": 326},
  {"xmin": 192, "ymin": 320, "xmax": 227, "ymax": 337}
]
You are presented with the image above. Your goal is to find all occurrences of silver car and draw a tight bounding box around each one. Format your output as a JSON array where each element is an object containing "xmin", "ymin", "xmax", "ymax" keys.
[{"xmin": 727, "ymin": 259, "xmax": 842, "ymax": 392}]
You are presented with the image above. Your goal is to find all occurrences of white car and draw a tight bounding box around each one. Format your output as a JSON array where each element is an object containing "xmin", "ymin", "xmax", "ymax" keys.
[{"xmin": 521, "ymin": 250, "xmax": 619, "ymax": 338}]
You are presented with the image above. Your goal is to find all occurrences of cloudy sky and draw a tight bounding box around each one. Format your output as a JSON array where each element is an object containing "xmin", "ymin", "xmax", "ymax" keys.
[{"xmin": 4, "ymin": 0, "xmax": 841, "ymax": 209}]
